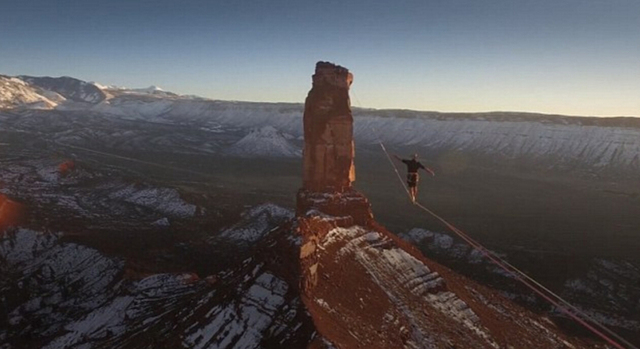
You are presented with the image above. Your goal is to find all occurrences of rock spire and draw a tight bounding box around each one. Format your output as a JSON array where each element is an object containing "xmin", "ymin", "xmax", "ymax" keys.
[{"xmin": 302, "ymin": 61, "xmax": 355, "ymax": 193}]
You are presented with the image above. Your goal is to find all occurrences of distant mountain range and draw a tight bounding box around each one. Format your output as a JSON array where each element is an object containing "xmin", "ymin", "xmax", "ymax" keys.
[{"xmin": 1, "ymin": 74, "xmax": 639, "ymax": 173}]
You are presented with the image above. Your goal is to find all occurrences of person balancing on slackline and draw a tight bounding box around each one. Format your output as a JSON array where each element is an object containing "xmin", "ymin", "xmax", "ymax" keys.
[{"xmin": 393, "ymin": 153, "xmax": 435, "ymax": 203}]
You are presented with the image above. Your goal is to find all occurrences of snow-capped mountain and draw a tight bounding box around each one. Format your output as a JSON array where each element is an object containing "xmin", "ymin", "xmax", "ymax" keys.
[
  {"xmin": 0, "ymin": 75, "xmax": 180, "ymax": 111},
  {"xmin": 1, "ymin": 74, "xmax": 639, "ymax": 172},
  {"xmin": 0, "ymin": 75, "xmax": 62, "ymax": 109},
  {"xmin": 19, "ymin": 76, "xmax": 107, "ymax": 104},
  {"xmin": 125, "ymin": 85, "xmax": 177, "ymax": 96},
  {"xmin": 224, "ymin": 126, "xmax": 301, "ymax": 158}
]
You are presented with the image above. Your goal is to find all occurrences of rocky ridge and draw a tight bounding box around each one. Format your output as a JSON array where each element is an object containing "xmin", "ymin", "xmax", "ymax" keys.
[{"xmin": 294, "ymin": 62, "xmax": 605, "ymax": 348}]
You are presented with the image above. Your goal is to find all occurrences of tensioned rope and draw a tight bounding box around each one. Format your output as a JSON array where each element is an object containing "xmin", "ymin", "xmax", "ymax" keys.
[
  {"xmin": 369, "ymin": 125, "xmax": 636, "ymax": 349},
  {"xmin": 350, "ymin": 87, "xmax": 636, "ymax": 349}
]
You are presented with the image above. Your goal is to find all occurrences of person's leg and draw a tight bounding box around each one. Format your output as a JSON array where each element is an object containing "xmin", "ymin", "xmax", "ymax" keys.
[{"xmin": 407, "ymin": 173, "xmax": 418, "ymax": 203}]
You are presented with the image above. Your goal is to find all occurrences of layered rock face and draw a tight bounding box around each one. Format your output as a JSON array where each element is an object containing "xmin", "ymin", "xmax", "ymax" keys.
[
  {"xmin": 297, "ymin": 62, "xmax": 374, "ymax": 295},
  {"xmin": 297, "ymin": 61, "xmax": 372, "ymax": 226},
  {"xmin": 302, "ymin": 61, "xmax": 355, "ymax": 193},
  {"xmin": 294, "ymin": 63, "xmax": 600, "ymax": 348}
]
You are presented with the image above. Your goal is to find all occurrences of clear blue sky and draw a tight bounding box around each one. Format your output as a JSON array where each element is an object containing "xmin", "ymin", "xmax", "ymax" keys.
[{"xmin": 1, "ymin": 0, "xmax": 638, "ymax": 116}]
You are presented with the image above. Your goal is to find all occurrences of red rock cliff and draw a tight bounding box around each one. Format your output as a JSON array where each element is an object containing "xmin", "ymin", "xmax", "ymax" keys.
[
  {"xmin": 294, "ymin": 62, "xmax": 600, "ymax": 349},
  {"xmin": 302, "ymin": 61, "xmax": 355, "ymax": 193},
  {"xmin": 296, "ymin": 61, "xmax": 374, "ymax": 298}
]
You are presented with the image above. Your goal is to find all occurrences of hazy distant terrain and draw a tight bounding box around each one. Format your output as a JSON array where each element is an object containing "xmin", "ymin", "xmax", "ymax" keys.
[{"xmin": 1, "ymin": 75, "xmax": 639, "ymax": 345}]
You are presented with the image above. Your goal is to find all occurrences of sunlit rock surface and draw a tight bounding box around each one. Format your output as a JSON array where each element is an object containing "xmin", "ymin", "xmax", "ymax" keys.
[
  {"xmin": 293, "ymin": 63, "xmax": 602, "ymax": 349},
  {"xmin": 302, "ymin": 62, "xmax": 355, "ymax": 193}
]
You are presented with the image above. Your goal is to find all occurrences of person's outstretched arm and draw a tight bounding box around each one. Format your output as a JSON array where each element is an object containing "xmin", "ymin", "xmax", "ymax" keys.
[{"xmin": 424, "ymin": 167, "xmax": 435, "ymax": 177}]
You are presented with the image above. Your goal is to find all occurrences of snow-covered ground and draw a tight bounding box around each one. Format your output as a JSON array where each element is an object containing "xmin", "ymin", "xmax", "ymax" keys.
[
  {"xmin": 563, "ymin": 259, "xmax": 640, "ymax": 331},
  {"xmin": 401, "ymin": 228, "xmax": 640, "ymax": 333},
  {"xmin": 106, "ymin": 184, "xmax": 197, "ymax": 218},
  {"xmin": 0, "ymin": 157, "xmax": 200, "ymax": 224},
  {"xmin": 0, "ymin": 229, "xmax": 124, "ymax": 340},
  {"xmin": 216, "ymin": 203, "xmax": 293, "ymax": 244},
  {"xmin": 2, "ymin": 74, "xmax": 639, "ymax": 169},
  {"xmin": 86, "ymin": 89, "xmax": 640, "ymax": 170},
  {"xmin": 321, "ymin": 226, "xmax": 494, "ymax": 347},
  {"xmin": 401, "ymin": 228, "xmax": 485, "ymax": 264},
  {"xmin": 0, "ymin": 228, "xmax": 309, "ymax": 348},
  {"xmin": 224, "ymin": 126, "xmax": 301, "ymax": 158}
]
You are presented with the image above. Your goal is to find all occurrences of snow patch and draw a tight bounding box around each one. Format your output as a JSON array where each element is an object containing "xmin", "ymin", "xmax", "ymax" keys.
[
  {"xmin": 218, "ymin": 204, "xmax": 293, "ymax": 244},
  {"xmin": 224, "ymin": 126, "xmax": 301, "ymax": 158},
  {"xmin": 319, "ymin": 226, "xmax": 496, "ymax": 346},
  {"xmin": 107, "ymin": 184, "xmax": 196, "ymax": 218}
]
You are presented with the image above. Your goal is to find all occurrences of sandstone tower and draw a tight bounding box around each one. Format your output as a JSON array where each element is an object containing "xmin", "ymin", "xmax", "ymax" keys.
[{"xmin": 302, "ymin": 61, "xmax": 356, "ymax": 193}]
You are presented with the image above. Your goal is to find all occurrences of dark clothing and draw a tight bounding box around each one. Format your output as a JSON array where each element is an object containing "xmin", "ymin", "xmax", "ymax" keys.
[
  {"xmin": 407, "ymin": 172, "xmax": 419, "ymax": 187},
  {"xmin": 401, "ymin": 159, "xmax": 426, "ymax": 173},
  {"xmin": 401, "ymin": 159, "xmax": 425, "ymax": 188}
]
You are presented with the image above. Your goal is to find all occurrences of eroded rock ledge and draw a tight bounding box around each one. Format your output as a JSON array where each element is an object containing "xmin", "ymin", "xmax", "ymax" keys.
[
  {"xmin": 293, "ymin": 62, "xmax": 597, "ymax": 349},
  {"xmin": 296, "ymin": 61, "xmax": 374, "ymax": 295}
]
